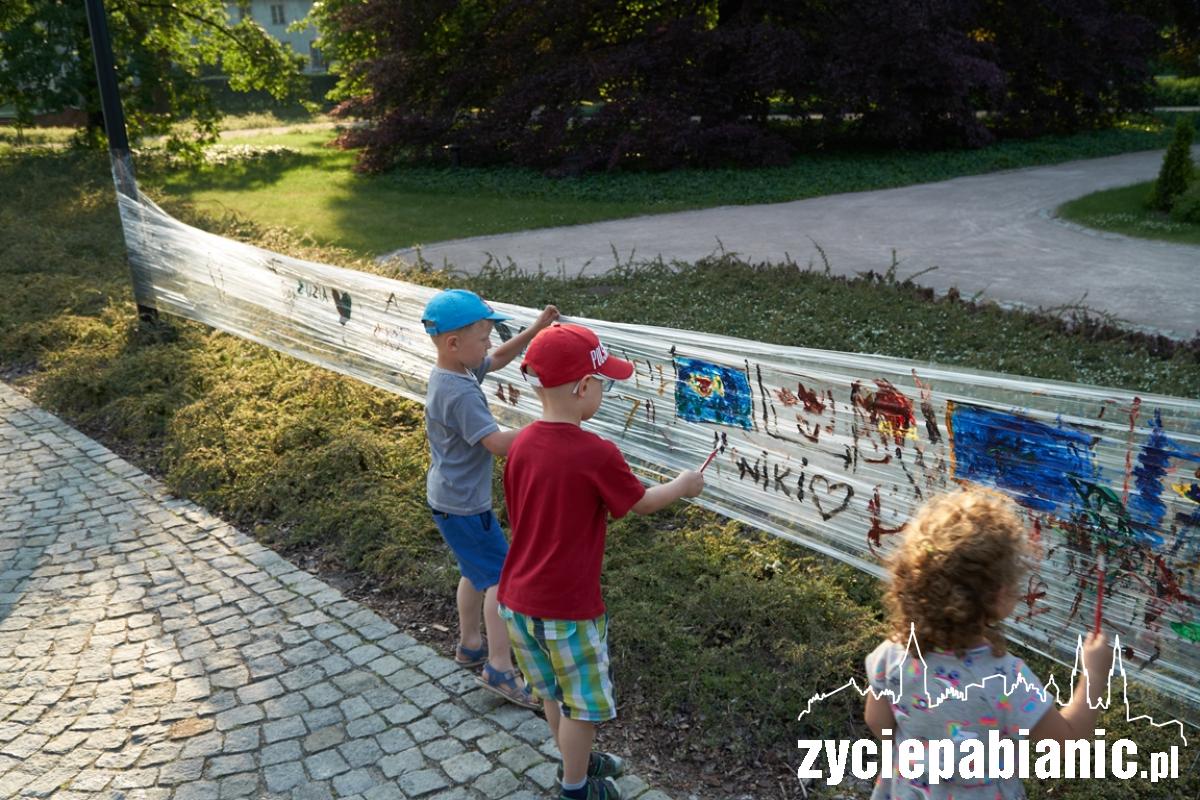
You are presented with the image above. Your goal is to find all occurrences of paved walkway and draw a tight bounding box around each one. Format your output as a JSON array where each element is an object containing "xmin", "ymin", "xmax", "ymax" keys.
[
  {"xmin": 386, "ymin": 147, "xmax": 1200, "ymax": 339},
  {"xmin": 0, "ymin": 381, "xmax": 668, "ymax": 800}
]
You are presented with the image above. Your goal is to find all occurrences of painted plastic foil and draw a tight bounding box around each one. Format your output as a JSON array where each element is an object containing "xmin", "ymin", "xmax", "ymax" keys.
[{"xmin": 115, "ymin": 188, "xmax": 1200, "ymax": 719}]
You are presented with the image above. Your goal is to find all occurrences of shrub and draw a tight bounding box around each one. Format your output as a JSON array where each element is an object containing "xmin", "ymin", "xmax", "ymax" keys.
[
  {"xmin": 1169, "ymin": 180, "xmax": 1200, "ymax": 223},
  {"xmin": 1149, "ymin": 76, "xmax": 1200, "ymax": 106},
  {"xmin": 200, "ymin": 74, "xmax": 340, "ymax": 114},
  {"xmin": 1148, "ymin": 116, "xmax": 1195, "ymax": 211}
]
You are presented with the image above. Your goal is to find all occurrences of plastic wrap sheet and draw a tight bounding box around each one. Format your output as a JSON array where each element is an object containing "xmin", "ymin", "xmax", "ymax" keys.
[{"xmin": 116, "ymin": 190, "xmax": 1200, "ymax": 719}]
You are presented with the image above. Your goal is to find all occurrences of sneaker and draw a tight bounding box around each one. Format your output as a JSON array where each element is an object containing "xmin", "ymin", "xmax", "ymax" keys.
[
  {"xmin": 557, "ymin": 751, "xmax": 626, "ymax": 782},
  {"xmin": 559, "ymin": 776, "xmax": 623, "ymax": 800}
]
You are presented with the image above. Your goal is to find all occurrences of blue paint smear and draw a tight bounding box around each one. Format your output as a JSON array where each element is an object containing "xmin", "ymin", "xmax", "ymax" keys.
[
  {"xmin": 674, "ymin": 358, "xmax": 753, "ymax": 430},
  {"xmin": 950, "ymin": 404, "xmax": 1097, "ymax": 514},
  {"xmin": 1129, "ymin": 409, "xmax": 1200, "ymax": 530}
]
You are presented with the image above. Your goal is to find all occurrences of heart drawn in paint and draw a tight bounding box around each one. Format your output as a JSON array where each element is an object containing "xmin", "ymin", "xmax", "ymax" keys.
[{"xmin": 810, "ymin": 475, "xmax": 854, "ymax": 521}]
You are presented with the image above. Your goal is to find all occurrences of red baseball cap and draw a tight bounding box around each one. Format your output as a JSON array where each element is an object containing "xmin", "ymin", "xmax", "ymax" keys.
[{"xmin": 521, "ymin": 323, "xmax": 634, "ymax": 388}]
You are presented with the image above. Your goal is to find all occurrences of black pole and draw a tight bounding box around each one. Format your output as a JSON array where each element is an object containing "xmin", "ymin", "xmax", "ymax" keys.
[
  {"xmin": 83, "ymin": 0, "xmax": 129, "ymax": 154},
  {"xmin": 83, "ymin": 0, "xmax": 158, "ymax": 323}
]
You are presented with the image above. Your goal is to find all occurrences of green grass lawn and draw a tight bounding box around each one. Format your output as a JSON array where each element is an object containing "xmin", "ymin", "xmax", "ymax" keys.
[
  {"xmin": 148, "ymin": 131, "xmax": 662, "ymax": 256},
  {"xmin": 0, "ymin": 113, "xmax": 335, "ymax": 158},
  {"xmin": 3, "ymin": 147, "xmax": 1197, "ymax": 799},
  {"xmin": 1058, "ymin": 178, "xmax": 1200, "ymax": 246},
  {"xmin": 0, "ymin": 124, "xmax": 78, "ymax": 151},
  {"xmin": 134, "ymin": 116, "xmax": 1191, "ymax": 256}
]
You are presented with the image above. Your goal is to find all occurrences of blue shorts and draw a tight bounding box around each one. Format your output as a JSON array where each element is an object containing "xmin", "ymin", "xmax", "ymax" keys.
[{"xmin": 431, "ymin": 508, "xmax": 508, "ymax": 591}]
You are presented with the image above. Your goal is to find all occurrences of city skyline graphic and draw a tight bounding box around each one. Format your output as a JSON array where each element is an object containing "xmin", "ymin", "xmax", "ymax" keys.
[{"xmin": 796, "ymin": 624, "xmax": 1191, "ymax": 747}]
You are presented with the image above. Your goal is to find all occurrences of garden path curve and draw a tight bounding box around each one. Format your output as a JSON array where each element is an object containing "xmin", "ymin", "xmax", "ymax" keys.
[{"xmin": 384, "ymin": 147, "xmax": 1200, "ymax": 340}]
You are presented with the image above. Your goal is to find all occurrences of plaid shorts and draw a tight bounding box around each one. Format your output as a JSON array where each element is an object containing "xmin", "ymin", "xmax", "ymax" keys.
[{"xmin": 498, "ymin": 605, "xmax": 616, "ymax": 722}]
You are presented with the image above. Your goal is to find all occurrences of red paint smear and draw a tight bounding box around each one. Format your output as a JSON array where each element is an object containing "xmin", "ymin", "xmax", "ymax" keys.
[
  {"xmin": 1155, "ymin": 555, "xmax": 1197, "ymax": 605},
  {"xmin": 1122, "ymin": 397, "xmax": 1141, "ymax": 506},
  {"xmin": 1067, "ymin": 589, "xmax": 1084, "ymax": 620},
  {"xmin": 796, "ymin": 382, "xmax": 827, "ymax": 415},
  {"xmin": 1017, "ymin": 575, "xmax": 1052, "ymax": 622},
  {"xmin": 867, "ymin": 486, "xmax": 905, "ymax": 553},
  {"xmin": 872, "ymin": 380, "xmax": 916, "ymax": 444}
]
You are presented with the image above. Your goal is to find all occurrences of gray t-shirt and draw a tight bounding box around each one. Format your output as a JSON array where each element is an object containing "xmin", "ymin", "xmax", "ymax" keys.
[
  {"xmin": 425, "ymin": 358, "xmax": 500, "ymax": 515},
  {"xmin": 866, "ymin": 639, "xmax": 1053, "ymax": 800}
]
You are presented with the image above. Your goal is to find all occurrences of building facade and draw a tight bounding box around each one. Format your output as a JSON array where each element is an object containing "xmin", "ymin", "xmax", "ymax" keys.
[{"xmin": 226, "ymin": 0, "xmax": 327, "ymax": 74}]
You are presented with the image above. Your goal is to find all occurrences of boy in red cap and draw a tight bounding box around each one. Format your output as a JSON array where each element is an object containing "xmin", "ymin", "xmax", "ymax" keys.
[{"xmin": 497, "ymin": 323, "xmax": 704, "ymax": 800}]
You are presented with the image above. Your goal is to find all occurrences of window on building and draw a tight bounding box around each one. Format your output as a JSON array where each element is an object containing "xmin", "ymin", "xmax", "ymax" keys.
[
  {"xmin": 309, "ymin": 43, "xmax": 328, "ymax": 72},
  {"xmin": 237, "ymin": 5, "xmax": 249, "ymax": 21},
  {"xmin": 270, "ymin": 4, "xmax": 285, "ymax": 25}
]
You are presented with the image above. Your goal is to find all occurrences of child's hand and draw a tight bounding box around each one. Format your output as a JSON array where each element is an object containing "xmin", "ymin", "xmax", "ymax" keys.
[
  {"xmin": 1082, "ymin": 631, "xmax": 1113, "ymax": 680},
  {"xmin": 533, "ymin": 305, "xmax": 560, "ymax": 331},
  {"xmin": 676, "ymin": 469, "xmax": 705, "ymax": 498}
]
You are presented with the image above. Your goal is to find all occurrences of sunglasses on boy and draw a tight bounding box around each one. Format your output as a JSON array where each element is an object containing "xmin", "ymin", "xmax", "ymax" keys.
[
  {"xmin": 572, "ymin": 375, "xmax": 616, "ymax": 395},
  {"xmin": 520, "ymin": 370, "xmax": 616, "ymax": 393}
]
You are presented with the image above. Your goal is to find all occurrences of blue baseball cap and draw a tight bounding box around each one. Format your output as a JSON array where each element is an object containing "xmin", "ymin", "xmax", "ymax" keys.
[{"xmin": 421, "ymin": 289, "xmax": 511, "ymax": 335}]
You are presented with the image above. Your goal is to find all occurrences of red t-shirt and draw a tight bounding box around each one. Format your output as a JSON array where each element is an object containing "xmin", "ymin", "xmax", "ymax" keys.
[{"xmin": 498, "ymin": 422, "xmax": 646, "ymax": 620}]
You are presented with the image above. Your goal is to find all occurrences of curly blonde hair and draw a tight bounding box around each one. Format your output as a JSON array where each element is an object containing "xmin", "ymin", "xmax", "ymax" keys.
[{"xmin": 884, "ymin": 488, "xmax": 1031, "ymax": 655}]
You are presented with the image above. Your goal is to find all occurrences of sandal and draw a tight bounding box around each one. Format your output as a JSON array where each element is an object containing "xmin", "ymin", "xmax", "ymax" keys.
[
  {"xmin": 454, "ymin": 637, "xmax": 488, "ymax": 668},
  {"xmin": 476, "ymin": 663, "xmax": 540, "ymax": 710}
]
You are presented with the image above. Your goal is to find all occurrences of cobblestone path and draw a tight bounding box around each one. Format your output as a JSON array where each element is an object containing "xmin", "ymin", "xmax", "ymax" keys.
[{"xmin": 0, "ymin": 382, "xmax": 669, "ymax": 800}]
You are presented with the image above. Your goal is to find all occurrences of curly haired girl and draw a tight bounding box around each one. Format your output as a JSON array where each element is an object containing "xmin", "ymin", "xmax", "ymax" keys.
[{"xmin": 864, "ymin": 488, "xmax": 1112, "ymax": 799}]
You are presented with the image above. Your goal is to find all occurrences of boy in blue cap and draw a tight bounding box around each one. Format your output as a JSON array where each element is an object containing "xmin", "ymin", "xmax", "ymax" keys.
[{"xmin": 422, "ymin": 288, "xmax": 558, "ymax": 707}]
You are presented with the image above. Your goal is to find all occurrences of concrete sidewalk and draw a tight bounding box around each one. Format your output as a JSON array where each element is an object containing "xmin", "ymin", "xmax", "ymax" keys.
[
  {"xmin": 0, "ymin": 381, "xmax": 669, "ymax": 800},
  {"xmin": 385, "ymin": 147, "xmax": 1200, "ymax": 340}
]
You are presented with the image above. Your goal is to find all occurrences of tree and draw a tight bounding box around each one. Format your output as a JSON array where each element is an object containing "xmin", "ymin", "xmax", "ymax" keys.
[
  {"xmin": 1155, "ymin": 0, "xmax": 1200, "ymax": 76},
  {"xmin": 312, "ymin": 0, "xmax": 796, "ymax": 172},
  {"xmin": 0, "ymin": 0, "xmax": 306, "ymax": 154},
  {"xmin": 814, "ymin": 0, "xmax": 1005, "ymax": 149},
  {"xmin": 980, "ymin": 0, "xmax": 1157, "ymax": 136},
  {"xmin": 314, "ymin": 0, "xmax": 1160, "ymax": 173}
]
